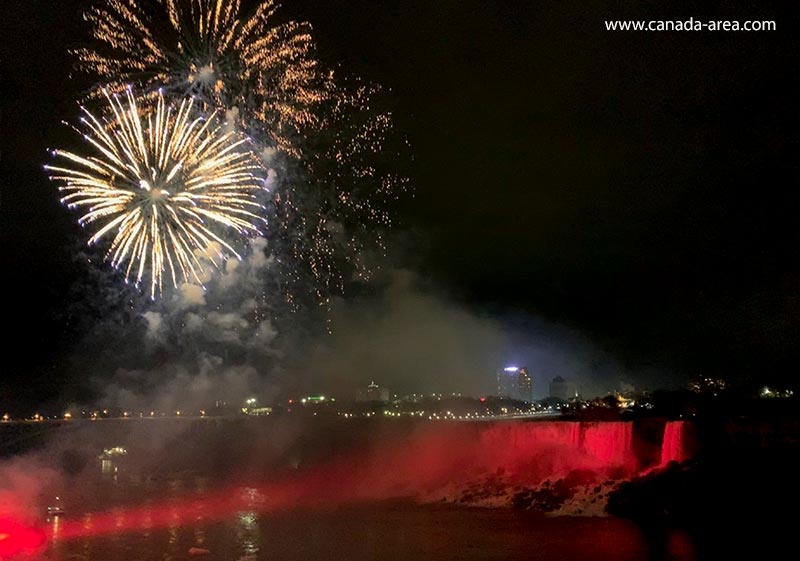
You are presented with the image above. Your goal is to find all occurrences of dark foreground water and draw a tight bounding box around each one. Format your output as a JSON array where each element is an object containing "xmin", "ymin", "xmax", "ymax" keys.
[
  {"xmin": 46, "ymin": 501, "xmax": 694, "ymax": 561},
  {"xmin": 34, "ymin": 467, "xmax": 697, "ymax": 561}
]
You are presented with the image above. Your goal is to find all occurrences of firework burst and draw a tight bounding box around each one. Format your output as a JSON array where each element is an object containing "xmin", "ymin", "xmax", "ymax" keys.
[
  {"xmin": 75, "ymin": 0, "xmax": 328, "ymax": 156},
  {"xmin": 46, "ymin": 89, "xmax": 265, "ymax": 298},
  {"xmin": 72, "ymin": 0, "xmax": 409, "ymax": 312}
]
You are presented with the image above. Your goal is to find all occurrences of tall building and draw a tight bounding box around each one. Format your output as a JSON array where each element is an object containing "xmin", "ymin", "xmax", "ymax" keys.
[
  {"xmin": 356, "ymin": 381, "xmax": 390, "ymax": 402},
  {"xmin": 496, "ymin": 366, "xmax": 533, "ymax": 402},
  {"xmin": 549, "ymin": 376, "xmax": 578, "ymax": 401}
]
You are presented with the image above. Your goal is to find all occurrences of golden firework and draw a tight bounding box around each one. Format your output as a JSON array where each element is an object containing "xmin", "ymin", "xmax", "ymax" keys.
[
  {"xmin": 75, "ymin": 0, "xmax": 327, "ymax": 155},
  {"xmin": 46, "ymin": 89, "xmax": 265, "ymax": 298}
]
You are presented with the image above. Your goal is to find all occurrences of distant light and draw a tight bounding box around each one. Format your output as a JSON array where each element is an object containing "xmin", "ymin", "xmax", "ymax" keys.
[{"xmin": 504, "ymin": 367, "xmax": 519, "ymax": 372}]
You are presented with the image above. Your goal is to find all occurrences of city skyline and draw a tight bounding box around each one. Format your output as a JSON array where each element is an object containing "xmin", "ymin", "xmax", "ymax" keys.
[{"xmin": 1, "ymin": 1, "xmax": 798, "ymax": 410}]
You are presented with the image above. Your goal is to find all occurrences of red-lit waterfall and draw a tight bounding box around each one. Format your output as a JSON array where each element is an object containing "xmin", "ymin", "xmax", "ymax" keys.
[
  {"xmin": 0, "ymin": 420, "xmax": 687, "ymax": 556},
  {"xmin": 660, "ymin": 420, "xmax": 685, "ymax": 465},
  {"xmin": 473, "ymin": 421, "xmax": 636, "ymax": 481}
]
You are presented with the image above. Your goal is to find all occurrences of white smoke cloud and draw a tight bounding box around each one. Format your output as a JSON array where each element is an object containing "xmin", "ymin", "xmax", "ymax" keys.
[
  {"xmin": 301, "ymin": 270, "xmax": 639, "ymax": 398},
  {"xmin": 184, "ymin": 312, "xmax": 204, "ymax": 333},
  {"xmin": 248, "ymin": 237, "xmax": 269, "ymax": 268},
  {"xmin": 142, "ymin": 311, "xmax": 163, "ymax": 339},
  {"xmin": 205, "ymin": 312, "xmax": 248, "ymax": 344},
  {"xmin": 256, "ymin": 319, "xmax": 278, "ymax": 343},
  {"xmin": 178, "ymin": 283, "xmax": 206, "ymax": 308},
  {"xmin": 196, "ymin": 64, "xmax": 215, "ymax": 84},
  {"xmin": 240, "ymin": 298, "xmax": 258, "ymax": 313},
  {"xmin": 260, "ymin": 146, "xmax": 277, "ymax": 165},
  {"xmin": 224, "ymin": 106, "xmax": 240, "ymax": 134},
  {"xmin": 264, "ymin": 168, "xmax": 278, "ymax": 190},
  {"xmin": 85, "ymin": 237, "xmax": 281, "ymax": 412},
  {"xmin": 98, "ymin": 354, "xmax": 262, "ymax": 414}
]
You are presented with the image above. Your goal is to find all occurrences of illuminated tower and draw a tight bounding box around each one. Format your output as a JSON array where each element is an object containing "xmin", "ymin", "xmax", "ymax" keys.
[
  {"xmin": 356, "ymin": 381, "xmax": 390, "ymax": 402},
  {"xmin": 497, "ymin": 366, "xmax": 533, "ymax": 402}
]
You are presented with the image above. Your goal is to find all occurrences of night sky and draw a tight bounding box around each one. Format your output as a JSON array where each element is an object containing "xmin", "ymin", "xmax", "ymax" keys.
[{"xmin": 2, "ymin": 1, "xmax": 799, "ymax": 407}]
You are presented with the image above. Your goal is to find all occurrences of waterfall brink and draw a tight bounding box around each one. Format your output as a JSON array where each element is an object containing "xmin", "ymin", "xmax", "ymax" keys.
[
  {"xmin": 660, "ymin": 420, "xmax": 685, "ymax": 465},
  {"xmin": 581, "ymin": 421, "xmax": 635, "ymax": 472},
  {"xmin": 305, "ymin": 420, "xmax": 656, "ymax": 503},
  {"xmin": 473, "ymin": 421, "xmax": 636, "ymax": 483}
]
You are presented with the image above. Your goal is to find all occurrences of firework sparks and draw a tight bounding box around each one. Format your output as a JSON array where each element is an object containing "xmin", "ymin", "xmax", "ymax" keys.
[
  {"xmin": 75, "ymin": 0, "xmax": 327, "ymax": 156},
  {"xmin": 73, "ymin": 0, "xmax": 409, "ymax": 311},
  {"xmin": 46, "ymin": 89, "xmax": 265, "ymax": 298},
  {"xmin": 274, "ymin": 79, "xmax": 410, "ymax": 306}
]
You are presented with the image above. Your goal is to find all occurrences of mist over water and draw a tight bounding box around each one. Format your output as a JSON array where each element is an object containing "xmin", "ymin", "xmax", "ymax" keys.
[
  {"xmin": 301, "ymin": 270, "xmax": 677, "ymax": 398},
  {"xmin": 64, "ymin": 265, "xmax": 671, "ymax": 417},
  {"xmin": 0, "ymin": 416, "xmax": 693, "ymax": 560}
]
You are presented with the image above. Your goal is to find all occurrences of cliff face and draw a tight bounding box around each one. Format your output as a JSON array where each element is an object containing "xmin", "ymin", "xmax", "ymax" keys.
[{"xmin": 606, "ymin": 424, "xmax": 800, "ymax": 559}]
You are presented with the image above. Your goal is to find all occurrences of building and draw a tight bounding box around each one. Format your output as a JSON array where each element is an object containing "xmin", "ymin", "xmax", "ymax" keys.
[
  {"xmin": 496, "ymin": 366, "xmax": 533, "ymax": 402},
  {"xmin": 356, "ymin": 381, "xmax": 390, "ymax": 402},
  {"xmin": 246, "ymin": 406, "xmax": 273, "ymax": 416},
  {"xmin": 688, "ymin": 377, "xmax": 727, "ymax": 395},
  {"xmin": 549, "ymin": 376, "xmax": 578, "ymax": 401}
]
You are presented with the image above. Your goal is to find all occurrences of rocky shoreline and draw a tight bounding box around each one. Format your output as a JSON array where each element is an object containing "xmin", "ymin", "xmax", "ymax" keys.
[{"xmin": 423, "ymin": 467, "xmax": 626, "ymax": 516}]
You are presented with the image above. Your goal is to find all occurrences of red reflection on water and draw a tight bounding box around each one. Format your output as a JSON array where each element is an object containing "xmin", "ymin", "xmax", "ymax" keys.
[
  {"xmin": 0, "ymin": 517, "xmax": 47, "ymax": 558},
  {"xmin": 52, "ymin": 421, "xmax": 645, "ymax": 542},
  {"xmin": 56, "ymin": 482, "xmax": 298, "ymax": 540},
  {"xmin": 666, "ymin": 527, "xmax": 697, "ymax": 561}
]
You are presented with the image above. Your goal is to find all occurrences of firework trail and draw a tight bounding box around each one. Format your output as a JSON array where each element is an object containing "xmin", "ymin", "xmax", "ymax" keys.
[
  {"xmin": 74, "ymin": 0, "xmax": 326, "ymax": 157},
  {"xmin": 74, "ymin": 0, "xmax": 408, "ymax": 310},
  {"xmin": 46, "ymin": 89, "xmax": 265, "ymax": 299},
  {"xmin": 273, "ymin": 79, "xmax": 409, "ymax": 308}
]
